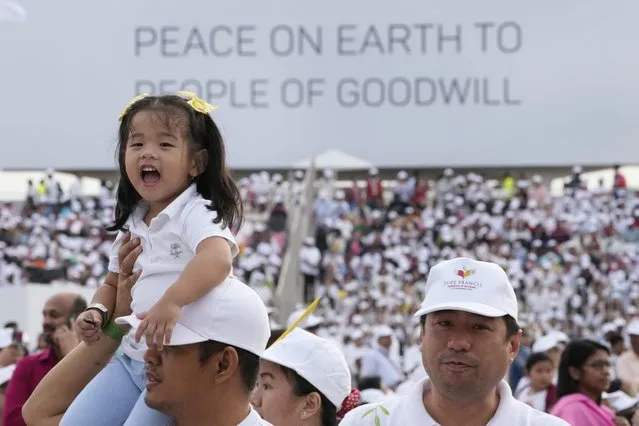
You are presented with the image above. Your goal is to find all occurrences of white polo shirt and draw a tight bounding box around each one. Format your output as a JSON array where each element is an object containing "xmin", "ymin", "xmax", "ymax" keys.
[
  {"xmin": 237, "ymin": 409, "xmax": 272, "ymax": 425},
  {"xmin": 108, "ymin": 184, "xmax": 238, "ymax": 361},
  {"xmin": 359, "ymin": 348, "xmax": 405, "ymax": 389},
  {"xmin": 340, "ymin": 378, "xmax": 569, "ymax": 426}
]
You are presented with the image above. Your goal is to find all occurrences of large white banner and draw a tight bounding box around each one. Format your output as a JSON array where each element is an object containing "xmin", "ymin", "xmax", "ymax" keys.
[{"xmin": 1, "ymin": 0, "xmax": 638, "ymax": 169}]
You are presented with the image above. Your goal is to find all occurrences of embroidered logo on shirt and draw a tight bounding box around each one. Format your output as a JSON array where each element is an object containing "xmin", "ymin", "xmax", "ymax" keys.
[{"xmin": 169, "ymin": 243, "xmax": 183, "ymax": 259}]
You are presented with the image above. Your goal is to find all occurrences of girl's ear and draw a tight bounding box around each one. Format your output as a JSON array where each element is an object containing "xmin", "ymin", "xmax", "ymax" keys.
[{"xmin": 190, "ymin": 149, "xmax": 208, "ymax": 178}]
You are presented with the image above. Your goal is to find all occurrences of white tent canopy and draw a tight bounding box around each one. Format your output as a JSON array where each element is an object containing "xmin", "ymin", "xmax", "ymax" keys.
[
  {"xmin": 0, "ymin": 170, "xmax": 102, "ymax": 202},
  {"xmin": 294, "ymin": 149, "xmax": 373, "ymax": 171}
]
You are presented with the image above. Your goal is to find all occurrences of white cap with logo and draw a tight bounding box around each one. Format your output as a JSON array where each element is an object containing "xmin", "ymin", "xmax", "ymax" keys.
[
  {"xmin": 116, "ymin": 277, "xmax": 271, "ymax": 356},
  {"xmin": 414, "ymin": 257, "xmax": 518, "ymax": 322},
  {"xmin": 261, "ymin": 328, "xmax": 351, "ymax": 409}
]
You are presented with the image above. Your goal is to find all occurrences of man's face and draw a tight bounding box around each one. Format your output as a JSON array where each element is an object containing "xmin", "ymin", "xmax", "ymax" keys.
[
  {"xmin": 143, "ymin": 343, "xmax": 216, "ymax": 415},
  {"xmin": 378, "ymin": 335, "xmax": 392, "ymax": 349},
  {"xmin": 420, "ymin": 311, "xmax": 520, "ymax": 403},
  {"xmin": 42, "ymin": 298, "xmax": 71, "ymax": 345}
]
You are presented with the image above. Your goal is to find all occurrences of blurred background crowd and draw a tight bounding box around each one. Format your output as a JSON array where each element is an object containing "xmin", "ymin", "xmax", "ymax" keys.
[{"xmin": 2, "ymin": 162, "xmax": 639, "ymax": 423}]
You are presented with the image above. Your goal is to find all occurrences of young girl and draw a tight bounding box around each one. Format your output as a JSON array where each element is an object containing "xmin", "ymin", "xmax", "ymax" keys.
[
  {"xmin": 61, "ymin": 91, "xmax": 242, "ymax": 425},
  {"xmin": 515, "ymin": 352, "xmax": 557, "ymax": 413}
]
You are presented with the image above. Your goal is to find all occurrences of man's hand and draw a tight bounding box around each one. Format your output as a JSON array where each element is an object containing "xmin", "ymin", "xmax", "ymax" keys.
[
  {"xmin": 53, "ymin": 324, "xmax": 80, "ymax": 357},
  {"xmin": 113, "ymin": 231, "xmax": 143, "ymax": 319}
]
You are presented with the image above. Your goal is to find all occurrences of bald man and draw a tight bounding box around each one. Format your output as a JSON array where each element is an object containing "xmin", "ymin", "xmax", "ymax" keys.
[{"xmin": 3, "ymin": 292, "xmax": 86, "ymax": 426}]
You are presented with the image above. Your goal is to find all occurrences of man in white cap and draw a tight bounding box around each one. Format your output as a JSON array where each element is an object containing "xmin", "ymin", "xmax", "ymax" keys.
[
  {"xmin": 25, "ymin": 236, "xmax": 272, "ymax": 426},
  {"xmin": 341, "ymin": 257, "xmax": 568, "ymax": 425},
  {"xmin": 359, "ymin": 325, "xmax": 404, "ymax": 391},
  {"xmin": 299, "ymin": 237, "xmax": 321, "ymax": 303},
  {"xmin": 112, "ymin": 277, "xmax": 272, "ymax": 425},
  {"xmin": 616, "ymin": 317, "xmax": 639, "ymax": 394}
]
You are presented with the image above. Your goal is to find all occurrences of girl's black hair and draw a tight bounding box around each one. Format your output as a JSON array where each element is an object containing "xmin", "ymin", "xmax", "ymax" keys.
[
  {"xmin": 280, "ymin": 365, "xmax": 337, "ymax": 426},
  {"xmin": 525, "ymin": 351, "xmax": 552, "ymax": 372},
  {"xmin": 556, "ymin": 339, "xmax": 610, "ymax": 400},
  {"xmin": 107, "ymin": 94, "xmax": 243, "ymax": 232}
]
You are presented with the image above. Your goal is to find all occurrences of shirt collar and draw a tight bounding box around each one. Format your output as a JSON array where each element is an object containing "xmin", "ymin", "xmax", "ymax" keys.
[
  {"xmin": 237, "ymin": 408, "xmax": 272, "ymax": 425},
  {"xmin": 413, "ymin": 378, "xmax": 516, "ymax": 424},
  {"xmin": 36, "ymin": 347, "xmax": 56, "ymax": 363},
  {"xmin": 132, "ymin": 184, "xmax": 198, "ymax": 224}
]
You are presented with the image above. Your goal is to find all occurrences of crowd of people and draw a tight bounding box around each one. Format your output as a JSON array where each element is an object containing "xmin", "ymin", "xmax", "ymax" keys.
[
  {"xmin": 294, "ymin": 165, "xmax": 639, "ymax": 418},
  {"xmin": 0, "ymin": 170, "xmax": 294, "ymax": 304},
  {"xmin": 0, "ymin": 131, "xmax": 639, "ymax": 426}
]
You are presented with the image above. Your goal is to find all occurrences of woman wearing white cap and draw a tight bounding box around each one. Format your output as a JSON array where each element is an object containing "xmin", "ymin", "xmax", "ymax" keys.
[{"xmin": 251, "ymin": 328, "xmax": 360, "ymax": 425}]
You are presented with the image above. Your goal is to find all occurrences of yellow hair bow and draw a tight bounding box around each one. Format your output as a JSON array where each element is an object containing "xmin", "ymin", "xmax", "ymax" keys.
[
  {"xmin": 175, "ymin": 91, "xmax": 218, "ymax": 115},
  {"xmin": 118, "ymin": 93, "xmax": 150, "ymax": 121},
  {"xmin": 117, "ymin": 91, "xmax": 218, "ymax": 122}
]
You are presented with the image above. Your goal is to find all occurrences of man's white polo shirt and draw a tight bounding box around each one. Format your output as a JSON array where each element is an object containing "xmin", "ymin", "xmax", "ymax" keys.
[
  {"xmin": 108, "ymin": 184, "xmax": 238, "ymax": 361},
  {"xmin": 340, "ymin": 377, "xmax": 569, "ymax": 426}
]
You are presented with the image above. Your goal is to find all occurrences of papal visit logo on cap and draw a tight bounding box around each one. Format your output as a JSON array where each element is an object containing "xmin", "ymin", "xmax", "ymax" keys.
[{"xmin": 456, "ymin": 267, "xmax": 474, "ymax": 279}]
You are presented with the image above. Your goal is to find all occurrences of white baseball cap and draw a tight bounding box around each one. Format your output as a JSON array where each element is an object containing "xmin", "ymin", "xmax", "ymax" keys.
[
  {"xmin": 116, "ymin": 277, "xmax": 270, "ymax": 356},
  {"xmin": 532, "ymin": 334, "xmax": 562, "ymax": 353},
  {"xmin": 626, "ymin": 318, "xmax": 639, "ymax": 336},
  {"xmin": 373, "ymin": 325, "xmax": 393, "ymax": 338},
  {"xmin": 261, "ymin": 328, "xmax": 351, "ymax": 409},
  {"xmin": 0, "ymin": 364, "xmax": 15, "ymax": 386},
  {"xmin": 286, "ymin": 309, "xmax": 324, "ymax": 330},
  {"xmin": 414, "ymin": 257, "xmax": 518, "ymax": 322},
  {"xmin": 603, "ymin": 390, "xmax": 639, "ymax": 412}
]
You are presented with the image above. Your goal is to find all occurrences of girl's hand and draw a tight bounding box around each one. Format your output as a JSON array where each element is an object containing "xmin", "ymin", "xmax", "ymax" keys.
[
  {"xmin": 135, "ymin": 297, "xmax": 181, "ymax": 350},
  {"xmin": 75, "ymin": 310, "xmax": 103, "ymax": 345}
]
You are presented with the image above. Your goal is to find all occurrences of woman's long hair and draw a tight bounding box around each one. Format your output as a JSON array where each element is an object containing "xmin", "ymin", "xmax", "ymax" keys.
[{"xmin": 556, "ymin": 339, "xmax": 609, "ymax": 400}]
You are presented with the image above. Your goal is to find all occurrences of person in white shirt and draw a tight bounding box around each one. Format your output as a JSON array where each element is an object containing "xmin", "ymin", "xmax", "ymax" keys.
[
  {"xmin": 24, "ymin": 238, "xmax": 272, "ymax": 426},
  {"xmin": 300, "ymin": 237, "xmax": 321, "ymax": 303},
  {"xmin": 515, "ymin": 352, "xmax": 557, "ymax": 413},
  {"xmin": 341, "ymin": 257, "xmax": 569, "ymax": 426},
  {"xmin": 514, "ymin": 333, "xmax": 564, "ymax": 397},
  {"xmin": 359, "ymin": 326, "xmax": 405, "ymax": 391},
  {"xmin": 62, "ymin": 91, "xmax": 242, "ymax": 425},
  {"xmin": 616, "ymin": 318, "xmax": 639, "ymax": 394},
  {"xmin": 251, "ymin": 328, "xmax": 360, "ymax": 425}
]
